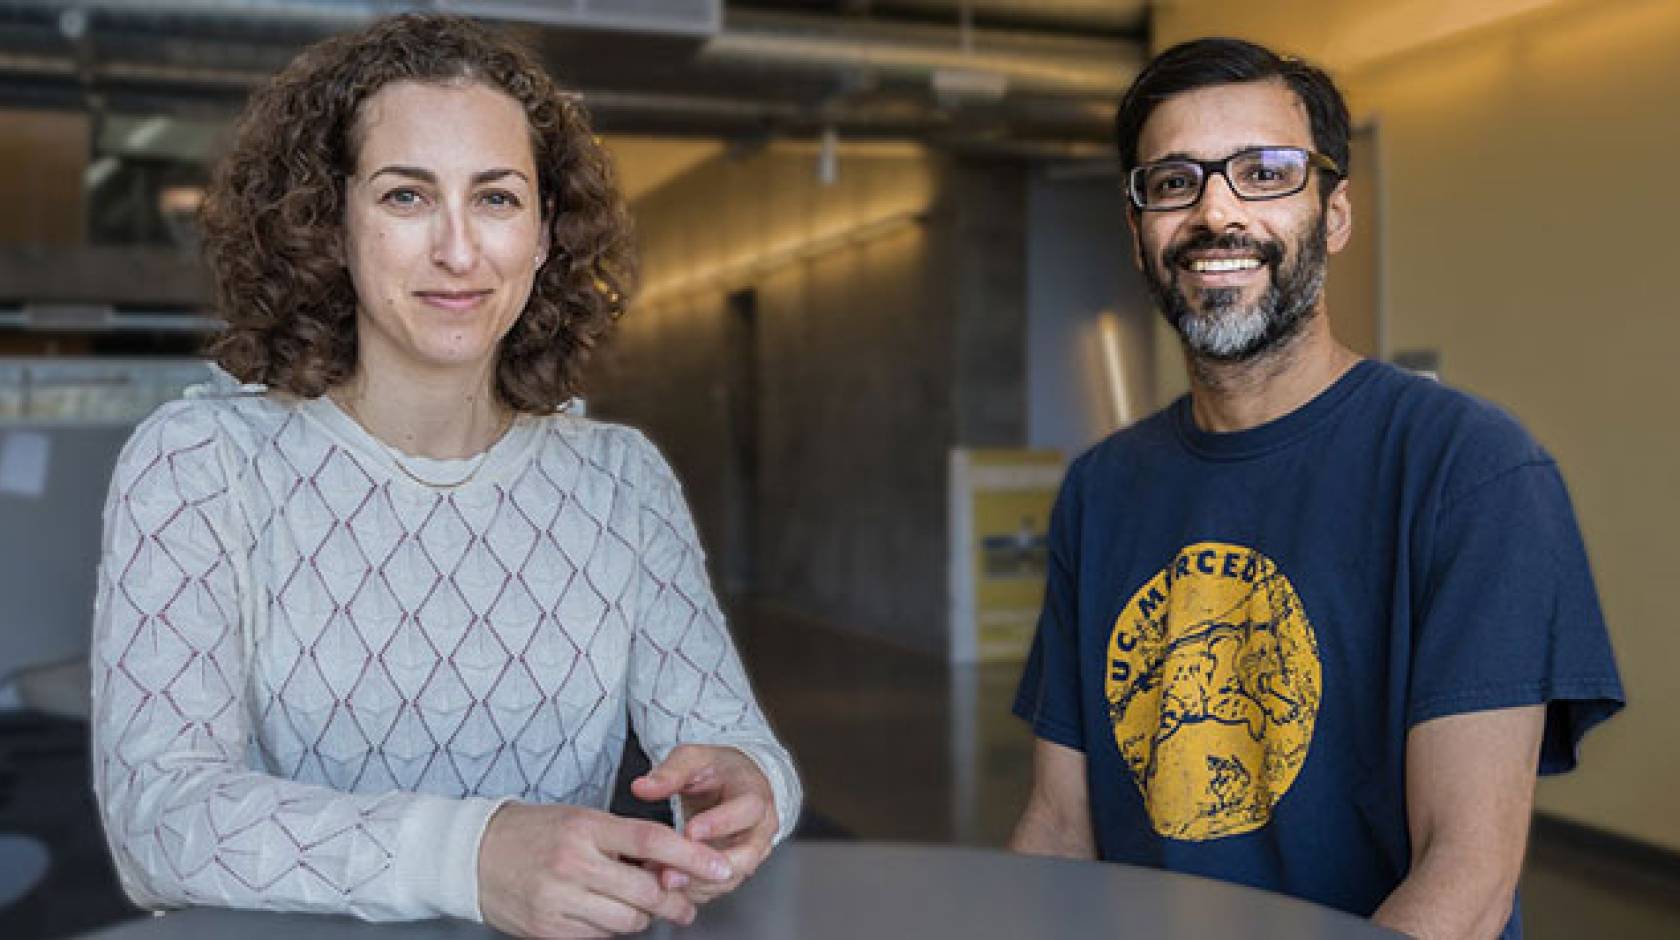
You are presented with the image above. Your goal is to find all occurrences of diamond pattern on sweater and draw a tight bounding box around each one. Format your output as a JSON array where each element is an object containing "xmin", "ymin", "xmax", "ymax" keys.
[{"xmin": 91, "ymin": 395, "xmax": 796, "ymax": 921}]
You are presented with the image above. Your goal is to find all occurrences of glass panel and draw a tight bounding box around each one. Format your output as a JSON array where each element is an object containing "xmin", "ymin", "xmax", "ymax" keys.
[
  {"xmin": 87, "ymin": 112, "xmax": 231, "ymax": 251},
  {"xmin": 0, "ymin": 357, "xmax": 211, "ymax": 422}
]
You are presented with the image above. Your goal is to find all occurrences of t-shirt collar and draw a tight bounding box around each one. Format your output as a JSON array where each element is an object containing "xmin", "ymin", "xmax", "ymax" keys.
[{"xmin": 1171, "ymin": 358, "xmax": 1379, "ymax": 461}]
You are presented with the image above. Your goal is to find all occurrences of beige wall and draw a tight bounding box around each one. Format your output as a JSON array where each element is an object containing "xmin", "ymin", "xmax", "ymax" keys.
[{"xmin": 1155, "ymin": 0, "xmax": 1680, "ymax": 850}]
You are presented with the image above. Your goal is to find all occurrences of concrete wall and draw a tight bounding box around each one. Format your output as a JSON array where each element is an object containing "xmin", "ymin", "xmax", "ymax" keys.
[
  {"xmin": 592, "ymin": 143, "xmax": 1032, "ymax": 655},
  {"xmin": 1025, "ymin": 172, "xmax": 1155, "ymax": 456},
  {"xmin": 950, "ymin": 161, "xmax": 1029, "ymax": 449},
  {"xmin": 1155, "ymin": 0, "xmax": 1680, "ymax": 851}
]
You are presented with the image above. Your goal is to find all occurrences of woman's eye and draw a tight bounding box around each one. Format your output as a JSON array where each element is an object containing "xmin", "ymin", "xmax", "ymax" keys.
[
  {"xmin": 381, "ymin": 187, "xmax": 426, "ymax": 209},
  {"xmin": 480, "ymin": 190, "xmax": 522, "ymax": 210}
]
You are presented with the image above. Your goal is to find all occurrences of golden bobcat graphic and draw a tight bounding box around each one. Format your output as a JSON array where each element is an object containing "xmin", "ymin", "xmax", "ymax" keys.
[{"xmin": 1105, "ymin": 542, "xmax": 1321, "ymax": 841}]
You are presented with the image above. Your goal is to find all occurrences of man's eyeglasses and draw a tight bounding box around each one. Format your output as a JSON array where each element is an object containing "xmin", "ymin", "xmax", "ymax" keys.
[{"xmin": 1127, "ymin": 147, "xmax": 1344, "ymax": 211}]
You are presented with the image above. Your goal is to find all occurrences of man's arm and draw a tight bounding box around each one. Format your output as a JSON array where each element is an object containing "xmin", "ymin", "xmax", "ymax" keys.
[
  {"xmin": 1009, "ymin": 739, "xmax": 1097, "ymax": 859},
  {"xmin": 1372, "ymin": 704, "xmax": 1544, "ymax": 939}
]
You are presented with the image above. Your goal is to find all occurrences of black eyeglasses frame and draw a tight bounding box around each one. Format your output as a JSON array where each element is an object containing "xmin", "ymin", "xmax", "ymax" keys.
[{"xmin": 1126, "ymin": 147, "xmax": 1345, "ymax": 212}]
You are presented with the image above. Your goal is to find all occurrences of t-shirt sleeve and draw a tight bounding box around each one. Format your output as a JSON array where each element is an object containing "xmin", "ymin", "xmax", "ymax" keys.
[
  {"xmin": 1012, "ymin": 456, "xmax": 1088, "ymax": 751},
  {"xmin": 1409, "ymin": 457, "xmax": 1624, "ymax": 774}
]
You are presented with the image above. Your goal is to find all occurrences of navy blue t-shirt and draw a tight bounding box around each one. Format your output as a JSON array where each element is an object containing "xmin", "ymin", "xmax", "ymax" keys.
[{"xmin": 1013, "ymin": 360, "xmax": 1623, "ymax": 938}]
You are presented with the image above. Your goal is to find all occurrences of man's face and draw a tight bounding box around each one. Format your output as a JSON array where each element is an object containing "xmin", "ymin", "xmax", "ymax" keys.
[{"xmin": 1128, "ymin": 79, "xmax": 1351, "ymax": 362}]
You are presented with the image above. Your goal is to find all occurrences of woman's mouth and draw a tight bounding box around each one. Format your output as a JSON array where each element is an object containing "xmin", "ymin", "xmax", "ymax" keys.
[{"xmin": 415, "ymin": 289, "xmax": 492, "ymax": 311}]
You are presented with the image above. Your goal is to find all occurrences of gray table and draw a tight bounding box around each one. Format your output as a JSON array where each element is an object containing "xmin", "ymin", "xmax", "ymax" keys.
[{"xmin": 79, "ymin": 841, "xmax": 1402, "ymax": 939}]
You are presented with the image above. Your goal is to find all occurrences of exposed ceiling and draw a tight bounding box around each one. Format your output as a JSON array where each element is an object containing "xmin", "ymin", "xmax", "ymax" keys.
[
  {"xmin": 735, "ymin": 0, "xmax": 1149, "ymax": 37},
  {"xmin": 0, "ymin": 0, "xmax": 1145, "ymax": 155},
  {"xmin": 0, "ymin": 0, "xmax": 1145, "ymax": 246},
  {"xmin": 0, "ymin": 1, "xmax": 1146, "ymax": 325}
]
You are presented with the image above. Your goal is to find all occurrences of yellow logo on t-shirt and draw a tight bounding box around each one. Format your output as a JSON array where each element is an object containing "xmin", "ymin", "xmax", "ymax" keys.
[{"xmin": 1105, "ymin": 542, "xmax": 1322, "ymax": 841}]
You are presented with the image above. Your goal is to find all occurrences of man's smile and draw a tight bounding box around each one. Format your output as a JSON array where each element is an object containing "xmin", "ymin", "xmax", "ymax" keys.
[
  {"xmin": 1186, "ymin": 257, "xmax": 1262, "ymax": 273},
  {"xmin": 1178, "ymin": 251, "xmax": 1268, "ymax": 286},
  {"xmin": 1169, "ymin": 241, "xmax": 1277, "ymax": 287}
]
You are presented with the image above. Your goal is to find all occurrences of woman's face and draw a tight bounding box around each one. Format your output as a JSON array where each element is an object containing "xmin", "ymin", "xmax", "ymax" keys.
[{"xmin": 342, "ymin": 80, "xmax": 547, "ymax": 389}]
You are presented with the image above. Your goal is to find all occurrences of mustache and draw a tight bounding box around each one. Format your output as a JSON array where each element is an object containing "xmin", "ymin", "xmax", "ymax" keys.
[{"xmin": 1166, "ymin": 233, "xmax": 1285, "ymax": 270}]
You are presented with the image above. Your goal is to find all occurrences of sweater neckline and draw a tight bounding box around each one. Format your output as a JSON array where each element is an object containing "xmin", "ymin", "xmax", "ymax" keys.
[{"xmin": 298, "ymin": 394, "xmax": 541, "ymax": 490}]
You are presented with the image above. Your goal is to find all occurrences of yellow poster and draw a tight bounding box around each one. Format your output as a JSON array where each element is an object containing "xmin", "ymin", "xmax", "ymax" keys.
[{"xmin": 950, "ymin": 449, "xmax": 1064, "ymax": 662}]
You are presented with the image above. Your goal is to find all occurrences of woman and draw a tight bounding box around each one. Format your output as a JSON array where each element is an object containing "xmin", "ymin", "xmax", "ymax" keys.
[{"xmin": 90, "ymin": 15, "xmax": 800, "ymax": 938}]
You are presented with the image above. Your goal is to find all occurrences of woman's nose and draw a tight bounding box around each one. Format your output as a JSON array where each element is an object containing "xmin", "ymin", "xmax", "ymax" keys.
[{"xmin": 431, "ymin": 205, "xmax": 480, "ymax": 273}]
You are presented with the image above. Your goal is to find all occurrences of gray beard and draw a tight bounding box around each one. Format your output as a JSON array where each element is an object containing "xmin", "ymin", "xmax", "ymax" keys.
[{"xmin": 1146, "ymin": 214, "xmax": 1329, "ymax": 363}]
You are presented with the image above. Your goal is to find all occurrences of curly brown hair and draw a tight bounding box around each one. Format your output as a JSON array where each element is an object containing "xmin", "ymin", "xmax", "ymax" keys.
[{"xmin": 200, "ymin": 13, "xmax": 635, "ymax": 412}]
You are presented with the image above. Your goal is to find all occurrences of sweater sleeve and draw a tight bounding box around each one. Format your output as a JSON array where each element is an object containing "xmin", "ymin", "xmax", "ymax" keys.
[
  {"xmin": 90, "ymin": 402, "xmax": 503, "ymax": 922},
  {"xmin": 622, "ymin": 432, "xmax": 803, "ymax": 843}
]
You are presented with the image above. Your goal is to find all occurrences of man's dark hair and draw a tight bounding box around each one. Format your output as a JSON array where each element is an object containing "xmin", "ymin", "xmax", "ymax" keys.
[{"xmin": 1115, "ymin": 37, "xmax": 1351, "ymax": 183}]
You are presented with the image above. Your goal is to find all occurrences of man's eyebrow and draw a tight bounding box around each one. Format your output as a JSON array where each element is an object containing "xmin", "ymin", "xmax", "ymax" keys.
[
  {"xmin": 366, "ymin": 166, "xmax": 532, "ymax": 185},
  {"xmin": 1142, "ymin": 144, "xmax": 1284, "ymax": 163}
]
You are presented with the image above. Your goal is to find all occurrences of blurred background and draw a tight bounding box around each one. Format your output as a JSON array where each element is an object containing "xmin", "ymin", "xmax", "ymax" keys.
[{"xmin": 0, "ymin": 0, "xmax": 1675, "ymax": 936}]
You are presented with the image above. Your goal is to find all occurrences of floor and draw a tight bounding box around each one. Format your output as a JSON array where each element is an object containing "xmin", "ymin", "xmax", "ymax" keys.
[
  {"xmin": 731, "ymin": 605, "xmax": 1680, "ymax": 939},
  {"xmin": 3, "ymin": 604, "xmax": 1674, "ymax": 938}
]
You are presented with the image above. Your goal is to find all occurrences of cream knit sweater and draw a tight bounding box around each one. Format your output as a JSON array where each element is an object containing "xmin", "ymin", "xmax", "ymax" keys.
[{"xmin": 90, "ymin": 376, "xmax": 801, "ymax": 922}]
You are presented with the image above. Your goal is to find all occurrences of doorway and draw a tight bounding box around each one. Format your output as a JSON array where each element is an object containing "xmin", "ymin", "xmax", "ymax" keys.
[
  {"xmin": 1326, "ymin": 123, "xmax": 1383, "ymax": 358},
  {"xmin": 721, "ymin": 288, "xmax": 760, "ymax": 596}
]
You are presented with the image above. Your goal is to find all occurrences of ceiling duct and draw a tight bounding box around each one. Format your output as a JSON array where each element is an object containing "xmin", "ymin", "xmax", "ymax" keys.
[
  {"xmin": 10, "ymin": 2, "xmax": 1133, "ymax": 98},
  {"xmin": 21, "ymin": 0, "xmax": 723, "ymax": 38},
  {"xmin": 703, "ymin": 9, "xmax": 1136, "ymax": 98},
  {"xmin": 861, "ymin": 0, "xmax": 1147, "ymax": 36},
  {"xmin": 443, "ymin": 0, "xmax": 721, "ymax": 36},
  {"xmin": 0, "ymin": 1, "xmax": 1139, "ymax": 144}
]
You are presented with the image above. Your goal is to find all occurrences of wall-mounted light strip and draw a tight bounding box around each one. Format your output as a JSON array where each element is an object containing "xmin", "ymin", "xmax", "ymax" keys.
[
  {"xmin": 1097, "ymin": 311, "xmax": 1132, "ymax": 428},
  {"xmin": 637, "ymin": 207, "xmax": 926, "ymax": 306}
]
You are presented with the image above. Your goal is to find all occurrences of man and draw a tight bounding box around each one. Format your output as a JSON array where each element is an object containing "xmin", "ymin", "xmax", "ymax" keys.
[{"xmin": 1009, "ymin": 37, "xmax": 1622, "ymax": 940}]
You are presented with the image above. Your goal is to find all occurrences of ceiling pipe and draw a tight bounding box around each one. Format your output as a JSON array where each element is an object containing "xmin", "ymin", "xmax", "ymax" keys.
[
  {"xmin": 0, "ymin": 2, "xmax": 1134, "ymax": 142},
  {"xmin": 31, "ymin": 0, "xmax": 377, "ymax": 33},
  {"xmin": 13, "ymin": 0, "xmax": 717, "ymax": 36},
  {"xmin": 703, "ymin": 8, "xmax": 1138, "ymax": 98},
  {"xmin": 860, "ymin": 0, "xmax": 1145, "ymax": 36},
  {"xmin": 0, "ymin": 52, "xmax": 1119, "ymax": 142},
  {"xmin": 11, "ymin": 1, "xmax": 1137, "ymax": 99}
]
